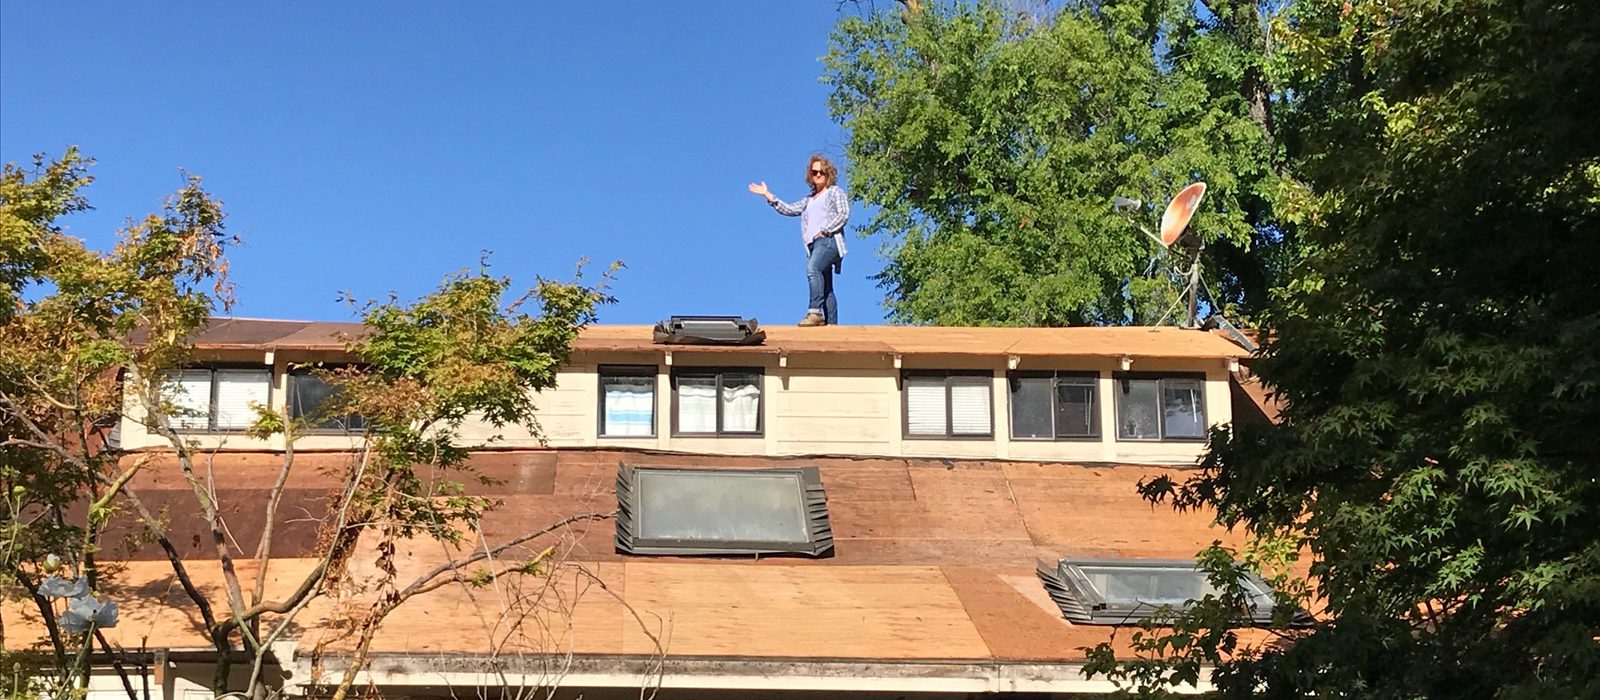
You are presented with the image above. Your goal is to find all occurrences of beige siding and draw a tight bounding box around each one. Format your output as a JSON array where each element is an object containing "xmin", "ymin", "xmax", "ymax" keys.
[
  {"xmin": 119, "ymin": 347, "xmax": 1236, "ymax": 465},
  {"xmin": 770, "ymin": 368, "xmax": 897, "ymax": 456}
]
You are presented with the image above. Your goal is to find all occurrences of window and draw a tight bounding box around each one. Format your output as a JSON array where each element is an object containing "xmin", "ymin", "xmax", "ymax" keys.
[
  {"xmin": 598, "ymin": 365, "xmax": 657, "ymax": 437},
  {"xmin": 1009, "ymin": 371, "xmax": 1099, "ymax": 439},
  {"xmin": 671, "ymin": 368, "xmax": 762, "ymax": 436},
  {"xmin": 161, "ymin": 368, "xmax": 271, "ymax": 432},
  {"xmin": 1114, "ymin": 373, "xmax": 1207, "ymax": 440},
  {"xmin": 903, "ymin": 372, "xmax": 992, "ymax": 438},
  {"xmin": 288, "ymin": 367, "xmax": 368, "ymax": 433},
  {"xmin": 614, "ymin": 465, "xmax": 834, "ymax": 556},
  {"xmin": 1037, "ymin": 558, "xmax": 1292, "ymax": 625}
]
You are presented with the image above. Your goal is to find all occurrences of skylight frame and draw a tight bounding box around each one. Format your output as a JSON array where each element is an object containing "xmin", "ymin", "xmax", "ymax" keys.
[
  {"xmin": 614, "ymin": 464, "xmax": 834, "ymax": 557},
  {"xmin": 1037, "ymin": 557, "xmax": 1288, "ymax": 626}
]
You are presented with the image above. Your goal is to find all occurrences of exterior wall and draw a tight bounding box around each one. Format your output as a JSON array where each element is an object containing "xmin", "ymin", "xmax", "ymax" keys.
[
  {"xmin": 118, "ymin": 347, "xmax": 1236, "ymax": 465},
  {"xmin": 116, "ymin": 348, "xmax": 365, "ymax": 453}
]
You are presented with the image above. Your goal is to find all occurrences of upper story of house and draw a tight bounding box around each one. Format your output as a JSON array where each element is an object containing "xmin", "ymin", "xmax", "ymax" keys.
[{"xmin": 118, "ymin": 317, "xmax": 1255, "ymax": 465}]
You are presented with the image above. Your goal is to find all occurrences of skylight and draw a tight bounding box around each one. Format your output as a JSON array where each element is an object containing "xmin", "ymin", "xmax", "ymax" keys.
[
  {"xmin": 651, "ymin": 316, "xmax": 766, "ymax": 346},
  {"xmin": 1037, "ymin": 558, "xmax": 1290, "ymax": 626},
  {"xmin": 615, "ymin": 465, "xmax": 833, "ymax": 556}
]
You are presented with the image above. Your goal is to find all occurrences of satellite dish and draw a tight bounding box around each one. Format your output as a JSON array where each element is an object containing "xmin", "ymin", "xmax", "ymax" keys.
[{"xmin": 1159, "ymin": 182, "xmax": 1207, "ymax": 247}]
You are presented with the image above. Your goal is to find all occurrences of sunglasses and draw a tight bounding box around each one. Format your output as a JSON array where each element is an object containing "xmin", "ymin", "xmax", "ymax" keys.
[{"xmin": 810, "ymin": 170, "xmax": 826, "ymax": 177}]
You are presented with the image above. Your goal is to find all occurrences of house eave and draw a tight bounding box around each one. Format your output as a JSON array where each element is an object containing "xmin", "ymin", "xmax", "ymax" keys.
[{"xmin": 311, "ymin": 653, "xmax": 1213, "ymax": 695}]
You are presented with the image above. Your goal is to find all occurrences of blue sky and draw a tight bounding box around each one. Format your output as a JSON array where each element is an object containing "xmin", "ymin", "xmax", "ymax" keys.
[{"xmin": 1, "ymin": 2, "xmax": 888, "ymax": 326}]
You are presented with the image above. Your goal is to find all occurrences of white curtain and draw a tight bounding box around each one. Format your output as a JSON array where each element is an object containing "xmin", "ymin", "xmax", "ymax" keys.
[
  {"xmin": 602, "ymin": 378, "xmax": 654, "ymax": 436},
  {"xmin": 949, "ymin": 378, "xmax": 992, "ymax": 435},
  {"xmin": 213, "ymin": 369, "xmax": 270, "ymax": 430},
  {"xmin": 722, "ymin": 380, "xmax": 761, "ymax": 432},
  {"xmin": 163, "ymin": 369, "xmax": 212, "ymax": 430},
  {"xmin": 677, "ymin": 378, "xmax": 717, "ymax": 433}
]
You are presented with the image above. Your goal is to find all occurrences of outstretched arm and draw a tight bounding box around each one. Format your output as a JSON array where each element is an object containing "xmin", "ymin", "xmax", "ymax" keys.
[{"xmin": 748, "ymin": 181, "xmax": 804, "ymax": 216}]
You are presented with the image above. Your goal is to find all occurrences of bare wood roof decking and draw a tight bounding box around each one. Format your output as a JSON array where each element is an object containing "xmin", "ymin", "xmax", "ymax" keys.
[{"xmin": 7, "ymin": 449, "xmax": 1261, "ymax": 665}]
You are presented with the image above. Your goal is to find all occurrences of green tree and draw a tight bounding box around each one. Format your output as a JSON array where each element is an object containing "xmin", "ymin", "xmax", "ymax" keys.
[
  {"xmin": 1089, "ymin": 0, "xmax": 1600, "ymax": 696},
  {"xmin": 1, "ymin": 151, "xmax": 626, "ymax": 699},
  {"xmin": 824, "ymin": 0, "xmax": 1285, "ymax": 326}
]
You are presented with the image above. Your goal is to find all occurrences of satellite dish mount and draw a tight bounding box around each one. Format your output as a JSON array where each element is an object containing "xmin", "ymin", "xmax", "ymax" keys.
[{"xmin": 1113, "ymin": 183, "xmax": 1256, "ymax": 352}]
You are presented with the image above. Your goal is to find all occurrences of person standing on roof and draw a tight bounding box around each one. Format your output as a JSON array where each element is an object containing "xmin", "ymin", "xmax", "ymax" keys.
[{"xmin": 748, "ymin": 154, "xmax": 850, "ymax": 327}]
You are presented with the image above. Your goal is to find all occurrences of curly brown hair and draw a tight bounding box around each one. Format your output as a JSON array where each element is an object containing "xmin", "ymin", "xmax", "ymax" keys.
[{"xmin": 805, "ymin": 154, "xmax": 838, "ymax": 194}]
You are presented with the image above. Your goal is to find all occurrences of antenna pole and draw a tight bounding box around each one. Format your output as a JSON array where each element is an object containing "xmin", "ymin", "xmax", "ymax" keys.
[{"xmin": 1185, "ymin": 251, "xmax": 1202, "ymax": 328}]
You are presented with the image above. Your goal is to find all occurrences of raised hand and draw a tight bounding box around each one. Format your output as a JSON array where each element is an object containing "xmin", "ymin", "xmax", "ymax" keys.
[{"xmin": 747, "ymin": 181, "xmax": 773, "ymax": 200}]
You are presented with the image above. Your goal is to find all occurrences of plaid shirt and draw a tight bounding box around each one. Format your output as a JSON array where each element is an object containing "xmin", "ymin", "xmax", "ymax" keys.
[{"xmin": 769, "ymin": 185, "xmax": 850, "ymax": 257}]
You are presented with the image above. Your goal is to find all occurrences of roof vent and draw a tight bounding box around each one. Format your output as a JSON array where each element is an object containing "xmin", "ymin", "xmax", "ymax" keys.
[{"xmin": 652, "ymin": 316, "xmax": 766, "ymax": 346}]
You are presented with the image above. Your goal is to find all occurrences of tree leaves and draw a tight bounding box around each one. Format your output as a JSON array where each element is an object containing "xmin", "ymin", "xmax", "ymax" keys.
[
  {"xmin": 825, "ymin": 0, "xmax": 1284, "ymax": 325},
  {"xmin": 1114, "ymin": 0, "xmax": 1600, "ymax": 696}
]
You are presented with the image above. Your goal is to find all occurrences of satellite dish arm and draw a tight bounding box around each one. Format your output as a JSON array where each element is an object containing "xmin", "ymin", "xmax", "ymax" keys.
[{"xmin": 1132, "ymin": 223, "xmax": 1166, "ymax": 248}]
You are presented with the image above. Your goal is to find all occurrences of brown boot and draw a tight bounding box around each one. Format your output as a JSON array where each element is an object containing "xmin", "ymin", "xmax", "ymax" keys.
[{"xmin": 797, "ymin": 311, "xmax": 827, "ymax": 327}]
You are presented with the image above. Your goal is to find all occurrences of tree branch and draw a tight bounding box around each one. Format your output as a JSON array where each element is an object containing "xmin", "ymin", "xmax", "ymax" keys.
[
  {"xmin": 252, "ymin": 436, "xmax": 296, "ymax": 605},
  {"xmin": 13, "ymin": 569, "xmax": 70, "ymax": 674}
]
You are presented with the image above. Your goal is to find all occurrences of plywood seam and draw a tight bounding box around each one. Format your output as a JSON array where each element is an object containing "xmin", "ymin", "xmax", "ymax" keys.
[{"xmin": 937, "ymin": 565, "xmax": 1001, "ymax": 662}]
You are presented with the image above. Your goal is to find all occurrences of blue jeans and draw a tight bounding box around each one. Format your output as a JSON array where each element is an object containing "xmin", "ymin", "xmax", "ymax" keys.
[{"xmin": 806, "ymin": 235, "xmax": 840, "ymax": 324}]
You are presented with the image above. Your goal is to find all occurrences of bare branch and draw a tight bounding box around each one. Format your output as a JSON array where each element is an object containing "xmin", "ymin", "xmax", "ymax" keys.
[
  {"xmin": 116, "ymin": 486, "xmax": 223, "ymax": 637},
  {"xmin": 399, "ymin": 512, "xmax": 614, "ymax": 601},
  {"xmin": 252, "ymin": 436, "xmax": 297, "ymax": 604}
]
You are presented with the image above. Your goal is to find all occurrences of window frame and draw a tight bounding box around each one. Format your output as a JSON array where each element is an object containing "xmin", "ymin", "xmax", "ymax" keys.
[
  {"xmin": 286, "ymin": 365, "xmax": 368, "ymax": 435},
  {"xmin": 1037, "ymin": 557, "xmax": 1291, "ymax": 626},
  {"xmin": 162, "ymin": 365, "xmax": 274, "ymax": 434},
  {"xmin": 669, "ymin": 367, "xmax": 765, "ymax": 437},
  {"xmin": 1007, "ymin": 370, "xmax": 1102, "ymax": 441},
  {"xmin": 614, "ymin": 464, "xmax": 834, "ymax": 556},
  {"xmin": 1111, "ymin": 371, "xmax": 1209, "ymax": 442},
  {"xmin": 596, "ymin": 364, "xmax": 659, "ymax": 439},
  {"xmin": 900, "ymin": 370, "xmax": 995, "ymax": 440}
]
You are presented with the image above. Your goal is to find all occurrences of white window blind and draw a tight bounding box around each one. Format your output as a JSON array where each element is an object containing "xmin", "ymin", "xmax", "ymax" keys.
[
  {"xmin": 213, "ymin": 369, "xmax": 270, "ymax": 430},
  {"xmin": 949, "ymin": 378, "xmax": 992, "ymax": 435},
  {"xmin": 165, "ymin": 369, "xmax": 212, "ymax": 430},
  {"xmin": 905, "ymin": 378, "xmax": 947, "ymax": 436}
]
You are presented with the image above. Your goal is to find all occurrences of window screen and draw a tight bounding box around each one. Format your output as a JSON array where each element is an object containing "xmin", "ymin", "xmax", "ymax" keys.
[
  {"xmin": 615, "ymin": 465, "xmax": 833, "ymax": 556},
  {"xmin": 599, "ymin": 366, "xmax": 656, "ymax": 437},
  {"xmin": 1009, "ymin": 376, "xmax": 1054, "ymax": 439},
  {"xmin": 1116, "ymin": 374, "xmax": 1206, "ymax": 440},
  {"xmin": 1010, "ymin": 372, "xmax": 1099, "ymax": 439},
  {"xmin": 289, "ymin": 369, "xmax": 368, "ymax": 433},
  {"xmin": 672, "ymin": 369, "xmax": 763, "ymax": 436},
  {"xmin": 1161, "ymin": 379, "xmax": 1205, "ymax": 438},
  {"xmin": 903, "ymin": 372, "xmax": 993, "ymax": 438}
]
